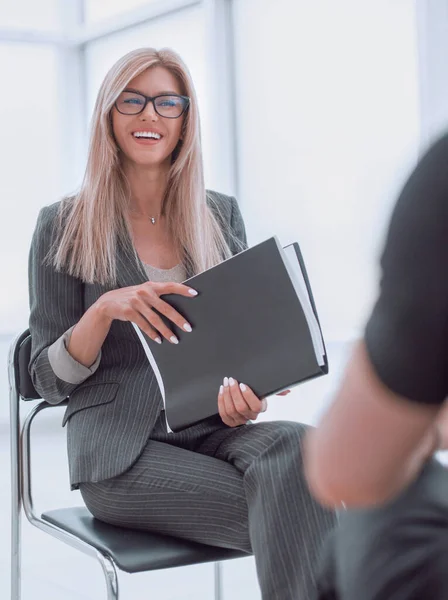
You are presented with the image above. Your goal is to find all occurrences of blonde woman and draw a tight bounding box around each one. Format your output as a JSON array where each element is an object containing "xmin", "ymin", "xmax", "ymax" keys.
[{"xmin": 28, "ymin": 48, "xmax": 336, "ymax": 599}]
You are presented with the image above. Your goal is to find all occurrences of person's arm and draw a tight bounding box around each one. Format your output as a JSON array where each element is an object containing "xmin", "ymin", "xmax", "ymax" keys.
[
  {"xmin": 28, "ymin": 204, "xmax": 102, "ymax": 404},
  {"xmin": 305, "ymin": 134, "xmax": 448, "ymax": 508},
  {"xmin": 29, "ymin": 206, "xmax": 199, "ymax": 403},
  {"xmin": 68, "ymin": 280, "xmax": 199, "ymax": 366},
  {"xmin": 305, "ymin": 341, "xmax": 441, "ymax": 507},
  {"xmin": 66, "ymin": 303, "xmax": 112, "ymax": 367}
]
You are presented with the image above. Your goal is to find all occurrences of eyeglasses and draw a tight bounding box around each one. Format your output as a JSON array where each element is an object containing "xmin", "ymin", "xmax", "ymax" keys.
[{"xmin": 115, "ymin": 90, "xmax": 190, "ymax": 119}]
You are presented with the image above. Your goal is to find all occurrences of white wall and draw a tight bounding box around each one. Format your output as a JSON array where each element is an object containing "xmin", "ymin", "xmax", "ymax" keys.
[{"xmin": 233, "ymin": 0, "xmax": 421, "ymax": 342}]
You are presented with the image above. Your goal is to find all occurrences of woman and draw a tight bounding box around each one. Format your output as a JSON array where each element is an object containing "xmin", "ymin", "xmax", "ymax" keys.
[{"xmin": 28, "ymin": 47, "xmax": 336, "ymax": 599}]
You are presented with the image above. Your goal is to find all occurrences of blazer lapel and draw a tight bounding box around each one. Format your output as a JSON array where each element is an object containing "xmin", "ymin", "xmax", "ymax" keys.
[
  {"xmin": 113, "ymin": 237, "xmax": 150, "ymax": 345},
  {"xmin": 115, "ymin": 237, "xmax": 148, "ymax": 289}
]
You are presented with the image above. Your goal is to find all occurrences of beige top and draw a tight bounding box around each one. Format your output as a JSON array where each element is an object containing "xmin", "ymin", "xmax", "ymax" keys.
[
  {"xmin": 143, "ymin": 262, "xmax": 187, "ymax": 283},
  {"xmin": 47, "ymin": 263, "xmax": 187, "ymax": 385}
]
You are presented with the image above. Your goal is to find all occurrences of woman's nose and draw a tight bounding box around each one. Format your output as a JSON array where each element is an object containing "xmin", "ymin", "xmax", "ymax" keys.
[{"xmin": 140, "ymin": 101, "xmax": 158, "ymax": 121}]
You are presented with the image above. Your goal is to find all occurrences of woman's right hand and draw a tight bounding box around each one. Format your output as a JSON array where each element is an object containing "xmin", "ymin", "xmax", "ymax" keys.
[{"xmin": 96, "ymin": 281, "xmax": 198, "ymax": 344}]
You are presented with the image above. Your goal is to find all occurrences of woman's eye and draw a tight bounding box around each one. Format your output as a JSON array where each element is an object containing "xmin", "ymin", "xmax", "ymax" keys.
[
  {"xmin": 160, "ymin": 100, "xmax": 176, "ymax": 107},
  {"xmin": 124, "ymin": 98, "xmax": 143, "ymax": 105}
]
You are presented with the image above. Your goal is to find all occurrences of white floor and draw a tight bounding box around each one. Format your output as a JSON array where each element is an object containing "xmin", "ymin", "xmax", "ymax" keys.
[{"xmin": 0, "ymin": 334, "xmax": 353, "ymax": 599}]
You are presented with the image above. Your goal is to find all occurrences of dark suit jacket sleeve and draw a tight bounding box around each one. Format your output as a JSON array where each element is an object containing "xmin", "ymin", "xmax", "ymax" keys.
[
  {"xmin": 206, "ymin": 190, "xmax": 248, "ymax": 255},
  {"xmin": 28, "ymin": 204, "xmax": 99, "ymax": 404},
  {"xmin": 229, "ymin": 195, "xmax": 248, "ymax": 253},
  {"xmin": 365, "ymin": 133, "xmax": 448, "ymax": 405}
]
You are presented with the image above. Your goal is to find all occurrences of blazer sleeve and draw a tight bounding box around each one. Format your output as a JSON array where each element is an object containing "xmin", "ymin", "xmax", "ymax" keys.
[
  {"xmin": 206, "ymin": 190, "xmax": 248, "ymax": 255},
  {"xmin": 28, "ymin": 205, "xmax": 100, "ymax": 404},
  {"xmin": 229, "ymin": 195, "xmax": 248, "ymax": 253}
]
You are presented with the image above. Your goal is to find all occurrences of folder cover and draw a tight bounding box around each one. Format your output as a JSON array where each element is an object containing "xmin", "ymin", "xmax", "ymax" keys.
[{"xmin": 133, "ymin": 236, "xmax": 328, "ymax": 432}]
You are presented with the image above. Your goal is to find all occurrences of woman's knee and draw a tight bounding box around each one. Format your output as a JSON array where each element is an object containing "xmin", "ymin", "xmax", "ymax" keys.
[
  {"xmin": 250, "ymin": 420, "xmax": 310, "ymax": 468},
  {"xmin": 258, "ymin": 419, "xmax": 309, "ymax": 436},
  {"xmin": 264, "ymin": 420, "xmax": 310, "ymax": 450}
]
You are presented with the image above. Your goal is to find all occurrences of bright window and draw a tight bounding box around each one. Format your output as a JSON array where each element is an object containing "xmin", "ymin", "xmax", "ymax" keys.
[
  {"xmin": 0, "ymin": 43, "xmax": 61, "ymax": 333},
  {"xmin": 233, "ymin": 0, "xmax": 420, "ymax": 340}
]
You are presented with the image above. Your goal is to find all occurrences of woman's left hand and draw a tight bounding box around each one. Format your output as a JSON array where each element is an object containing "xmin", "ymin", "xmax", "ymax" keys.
[{"xmin": 218, "ymin": 378, "xmax": 291, "ymax": 427}]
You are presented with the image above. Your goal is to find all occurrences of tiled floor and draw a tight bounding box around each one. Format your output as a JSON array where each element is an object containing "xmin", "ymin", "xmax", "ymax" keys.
[{"xmin": 0, "ymin": 335, "xmax": 353, "ymax": 599}]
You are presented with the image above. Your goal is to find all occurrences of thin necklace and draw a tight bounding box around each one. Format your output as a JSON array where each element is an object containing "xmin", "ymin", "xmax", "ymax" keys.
[{"xmin": 129, "ymin": 206, "xmax": 160, "ymax": 225}]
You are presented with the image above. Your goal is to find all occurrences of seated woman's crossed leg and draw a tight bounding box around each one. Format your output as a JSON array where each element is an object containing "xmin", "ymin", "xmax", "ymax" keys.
[{"xmin": 81, "ymin": 418, "xmax": 336, "ymax": 600}]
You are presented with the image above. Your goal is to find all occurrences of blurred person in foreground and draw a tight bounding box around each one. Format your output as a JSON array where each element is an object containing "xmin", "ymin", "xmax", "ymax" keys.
[
  {"xmin": 28, "ymin": 47, "xmax": 336, "ymax": 599},
  {"xmin": 305, "ymin": 132, "xmax": 448, "ymax": 599}
]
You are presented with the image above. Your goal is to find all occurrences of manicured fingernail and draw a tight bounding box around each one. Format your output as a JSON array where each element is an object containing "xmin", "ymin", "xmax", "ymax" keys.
[
  {"xmin": 188, "ymin": 289, "xmax": 198, "ymax": 296},
  {"xmin": 170, "ymin": 336, "xmax": 179, "ymax": 344},
  {"xmin": 229, "ymin": 377, "xmax": 236, "ymax": 386},
  {"xmin": 261, "ymin": 399, "xmax": 268, "ymax": 412},
  {"xmin": 239, "ymin": 383, "xmax": 247, "ymax": 392},
  {"xmin": 223, "ymin": 377, "xmax": 229, "ymax": 387},
  {"xmin": 183, "ymin": 323, "xmax": 192, "ymax": 332},
  {"xmin": 155, "ymin": 337, "xmax": 162, "ymax": 344},
  {"xmin": 219, "ymin": 385, "xmax": 224, "ymax": 395}
]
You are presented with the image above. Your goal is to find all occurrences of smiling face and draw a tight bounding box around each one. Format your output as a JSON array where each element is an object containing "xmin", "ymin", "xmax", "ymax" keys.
[{"xmin": 111, "ymin": 66, "xmax": 186, "ymax": 169}]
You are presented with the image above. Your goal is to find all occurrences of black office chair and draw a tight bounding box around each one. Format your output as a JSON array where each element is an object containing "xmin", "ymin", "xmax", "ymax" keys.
[{"xmin": 9, "ymin": 329, "xmax": 248, "ymax": 600}]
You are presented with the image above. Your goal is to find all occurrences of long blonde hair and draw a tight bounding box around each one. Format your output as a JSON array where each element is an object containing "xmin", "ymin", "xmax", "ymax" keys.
[{"xmin": 52, "ymin": 47, "xmax": 233, "ymax": 284}]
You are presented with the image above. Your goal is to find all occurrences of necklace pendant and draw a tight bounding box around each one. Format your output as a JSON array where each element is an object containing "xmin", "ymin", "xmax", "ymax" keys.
[{"xmin": 150, "ymin": 217, "xmax": 156, "ymax": 225}]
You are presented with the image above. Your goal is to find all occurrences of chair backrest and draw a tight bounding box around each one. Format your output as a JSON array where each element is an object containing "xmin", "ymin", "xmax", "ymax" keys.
[{"xmin": 11, "ymin": 330, "xmax": 41, "ymax": 401}]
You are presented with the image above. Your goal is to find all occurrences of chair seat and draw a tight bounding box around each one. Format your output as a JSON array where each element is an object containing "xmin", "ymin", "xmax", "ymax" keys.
[{"xmin": 42, "ymin": 507, "xmax": 249, "ymax": 573}]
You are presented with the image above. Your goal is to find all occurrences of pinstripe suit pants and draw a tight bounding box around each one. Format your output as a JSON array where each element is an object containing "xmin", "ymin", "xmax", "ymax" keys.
[{"xmin": 80, "ymin": 416, "xmax": 336, "ymax": 599}]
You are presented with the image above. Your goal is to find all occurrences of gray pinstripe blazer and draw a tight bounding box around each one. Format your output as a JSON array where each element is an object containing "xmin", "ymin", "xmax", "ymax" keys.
[{"xmin": 28, "ymin": 191, "xmax": 247, "ymax": 489}]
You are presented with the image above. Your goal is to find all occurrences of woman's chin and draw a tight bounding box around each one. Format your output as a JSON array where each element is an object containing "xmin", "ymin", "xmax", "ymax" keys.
[{"xmin": 126, "ymin": 153, "xmax": 172, "ymax": 170}]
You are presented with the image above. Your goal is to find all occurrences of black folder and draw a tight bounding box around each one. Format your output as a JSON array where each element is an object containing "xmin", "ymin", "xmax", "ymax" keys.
[{"xmin": 133, "ymin": 236, "xmax": 328, "ymax": 432}]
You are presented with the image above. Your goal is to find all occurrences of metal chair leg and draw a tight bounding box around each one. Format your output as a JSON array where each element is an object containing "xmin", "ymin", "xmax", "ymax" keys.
[
  {"xmin": 20, "ymin": 398, "xmax": 120, "ymax": 599},
  {"xmin": 10, "ymin": 424, "xmax": 21, "ymax": 600},
  {"xmin": 9, "ymin": 336, "xmax": 22, "ymax": 600},
  {"xmin": 97, "ymin": 552, "xmax": 119, "ymax": 600},
  {"xmin": 10, "ymin": 508, "xmax": 21, "ymax": 600},
  {"xmin": 214, "ymin": 562, "xmax": 223, "ymax": 600}
]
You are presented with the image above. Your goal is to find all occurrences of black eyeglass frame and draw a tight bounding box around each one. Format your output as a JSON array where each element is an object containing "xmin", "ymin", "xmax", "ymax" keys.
[{"xmin": 114, "ymin": 90, "xmax": 190, "ymax": 119}]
